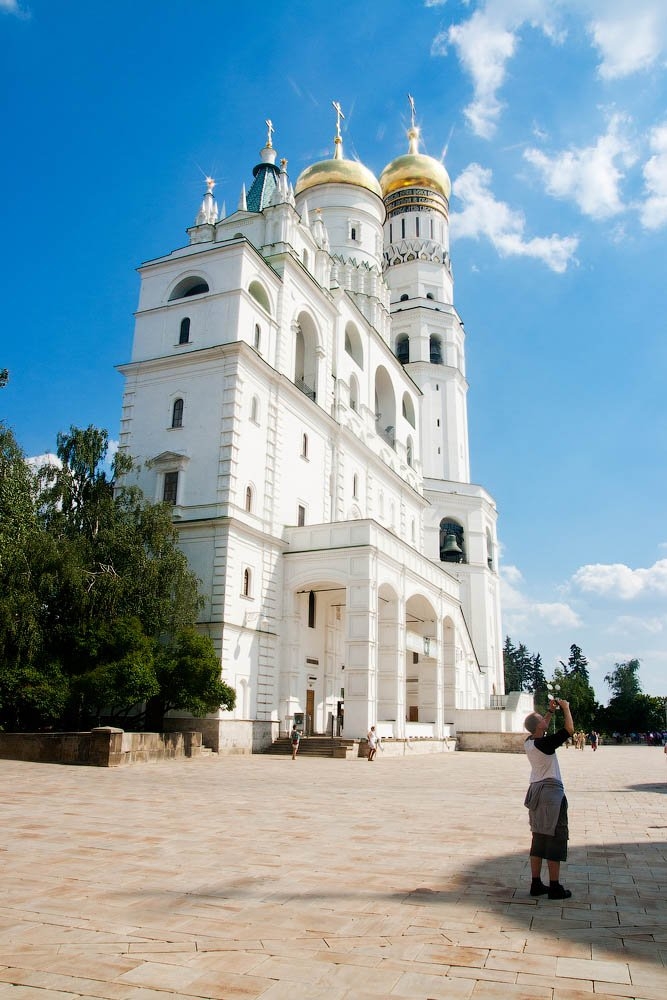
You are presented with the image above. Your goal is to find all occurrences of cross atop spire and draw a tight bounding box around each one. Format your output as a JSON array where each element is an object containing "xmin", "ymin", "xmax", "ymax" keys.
[
  {"xmin": 408, "ymin": 94, "xmax": 416, "ymax": 130},
  {"xmin": 332, "ymin": 100, "xmax": 345, "ymax": 140},
  {"xmin": 265, "ymin": 118, "xmax": 274, "ymax": 147}
]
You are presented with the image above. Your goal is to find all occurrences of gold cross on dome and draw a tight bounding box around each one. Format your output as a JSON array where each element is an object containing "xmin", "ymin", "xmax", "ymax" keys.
[
  {"xmin": 265, "ymin": 118, "xmax": 274, "ymax": 147},
  {"xmin": 332, "ymin": 100, "xmax": 345, "ymax": 139}
]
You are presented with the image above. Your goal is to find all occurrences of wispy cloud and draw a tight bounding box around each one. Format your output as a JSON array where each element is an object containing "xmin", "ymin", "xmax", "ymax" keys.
[
  {"xmin": 431, "ymin": 1, "xmax": 667, "ymax": 137},
  {"xmin": 451, "ymin": 163, "xmax": 579, "ymax": 271},
  {"xmin": 586, "ymin": 0, "xmax": 667, "ymax": 79},
  {"xmin": 640, "ymin": 122, "xmax": 667, "ymax": 230},
  {"xmin": 432, "ymin": 10, "xmax": 516, "ymax": 139},
  {"xmin": 500, "ymin": 564, "xmax": 581, "ymax": 631},
  {"xmin": 524, "ymin": 113, "xmax": 637, "ymax": 220},
  {"xmin": 571, "ymin": 559, "xmax": 667, "ymax": 599}
]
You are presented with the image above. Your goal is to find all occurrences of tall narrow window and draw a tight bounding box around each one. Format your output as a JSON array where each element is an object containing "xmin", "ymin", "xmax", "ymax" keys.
[
  {"xmin": 171, "ymin": 398, "xmax": 184, "ymax": 428},
  {"xmin": 401, "ymin": 218, "xmax": 406, "ymax": 238},
  {"xmin": 308, "ymin": 590, "xmax": 316, "ymax": 628},
  {"xmin": 250, "ymin": 396, "xmax": 259, "ymax": 423},
  {"xmin": 245, "ymin": 485, "xmax": 253, "ymax": 512},
  {"xmin": 163, "ymin": 471, "xmax": 178, "ymax": 505},
  {"xmin": 353, "ymin": 473, "xmax": 358, "ymax": 499},
  {"xmin": 254, "ymin": 323, "xmax": 261, "ymax": 350},
  {"xmin": 179, "ymin": 318, "xmax": 191, "ymax": 344},
  {"xmin": 301, "ymin": 433, "xmax": 308, "ymax": 459},
  {"xmin": 297, "ymin": 504, "xmax": 306, "ymax": 526},
  {"xmin": 243, "ymin": 568, "xmax": 251, "ymax": 597},
  {"xmin": 415, "ymin": 216, "xmax": 420, "ymax": 237}
]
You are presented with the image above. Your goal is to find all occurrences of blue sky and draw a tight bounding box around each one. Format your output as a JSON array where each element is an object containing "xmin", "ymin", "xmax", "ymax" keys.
[{"xmin": 2, "ymin": 0, "xmax": 666, "ymax": 703}]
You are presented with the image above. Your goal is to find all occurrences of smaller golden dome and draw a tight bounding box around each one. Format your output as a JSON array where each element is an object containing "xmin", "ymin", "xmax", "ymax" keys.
[
  {"xmin": 295, "ymin": 136, "xmax": 382, "ymax": 199},
  {"xmin": 380, "ymin": 127, "xmax": 451, "ymax": 201}
]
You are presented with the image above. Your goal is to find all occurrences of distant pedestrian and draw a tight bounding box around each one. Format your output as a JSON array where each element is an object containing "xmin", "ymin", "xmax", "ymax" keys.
[
  {"xmin": 589, "ymin": 730, "xmax": 599, "ymax": 751},
  {"xmin": 367, "ymin": 726, "xmax": 379, "ymax": 761},
  {"xmin": 290, "ymin": 724, "xmax": 302, "ymax": 760}
]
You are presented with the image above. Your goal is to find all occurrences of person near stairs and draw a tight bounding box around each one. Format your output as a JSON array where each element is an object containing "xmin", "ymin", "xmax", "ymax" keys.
[
  {"xmin": 290, "ymin": 724, "xmax": 302, "ymax": 760},
  {"xmin": 523, "ymin": 698, "xmax": 574, "ymax": 900}
]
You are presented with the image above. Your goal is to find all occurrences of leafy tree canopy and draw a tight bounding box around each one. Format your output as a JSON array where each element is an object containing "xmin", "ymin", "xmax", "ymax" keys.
[{"xmin": 0, "ymin": 423, "xmax": 235, "ymax": 733}]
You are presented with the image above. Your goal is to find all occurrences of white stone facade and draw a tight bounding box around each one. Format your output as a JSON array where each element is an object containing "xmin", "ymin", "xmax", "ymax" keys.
[{"xmin": 118, "ymin": 125, "xmax": 523, "ymax": 749}]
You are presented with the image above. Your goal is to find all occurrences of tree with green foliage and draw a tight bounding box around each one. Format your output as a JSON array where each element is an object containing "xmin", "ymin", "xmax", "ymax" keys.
[
  {"xmin": 560, "ymin": 643, "xmax": 590, "ymax": 683},
  {"xmin": 0, "ymin": 423, "xmax": 236, "ymax": 732},
  {"xmin": 600, "ymin": 659, "xmax": 650, "ymax": 734},
  {"xmin": 503, "ymin": 636, "xmax": 547, "ymax": 706},
  {"xmin": 549, "ymin": 664, "xmax": 597, "ymax": 733}
]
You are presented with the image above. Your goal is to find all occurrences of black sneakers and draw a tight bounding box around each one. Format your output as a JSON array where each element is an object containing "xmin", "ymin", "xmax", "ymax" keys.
[
  {"xmin": 530, "ymin": 880, "xmax": 549, "ymax": 896},
  {"xmin": 547, "ymin": 883, "xmax": 572, "ymax": 899}
]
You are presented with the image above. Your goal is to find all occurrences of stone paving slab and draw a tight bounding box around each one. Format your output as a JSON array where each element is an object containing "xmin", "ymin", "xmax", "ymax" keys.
[{"xmin": 0, "ymin": 744, "xmax": 666, "ymax": 998}]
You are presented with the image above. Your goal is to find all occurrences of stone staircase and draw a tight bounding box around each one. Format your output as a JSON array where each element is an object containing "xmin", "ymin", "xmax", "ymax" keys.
[{"xmin": 263, "ymin": 736, "xmax": 359, "ymax": 759}]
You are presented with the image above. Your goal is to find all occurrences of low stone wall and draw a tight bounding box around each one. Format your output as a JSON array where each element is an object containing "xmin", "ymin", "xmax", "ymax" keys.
[
  {"xmin": 456, "ymin": 731, "xmax": 527, "ymax": 753},
  {"xmin": 361, "ymin": 737, "xmax": 457, "ymax": 758},
  {"xmin": 164, "ymin": 717, "xmax": 279, "ymax": 754},
  {"xmin": 0, "ymin": 728, "xmax": 203, "ymax": 767}
]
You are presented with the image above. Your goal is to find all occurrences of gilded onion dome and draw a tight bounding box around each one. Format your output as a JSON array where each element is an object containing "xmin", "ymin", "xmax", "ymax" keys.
[
  {"xmin": 379, "ymin": 126, "xmax": 451, "ymax": 202},
  {"xmin": 295, "ymin": 133, "xmax": 382, "ymax": 199}
]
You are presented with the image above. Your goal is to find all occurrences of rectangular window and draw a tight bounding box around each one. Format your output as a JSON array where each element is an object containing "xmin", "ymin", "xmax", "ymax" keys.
[
  {"xmin": 163, "ymin": 471, "xmax": 179, "ymax": 505},
  {"xmin": 297, "ymin": 504, "xmax": 306, "ymax": 526}
]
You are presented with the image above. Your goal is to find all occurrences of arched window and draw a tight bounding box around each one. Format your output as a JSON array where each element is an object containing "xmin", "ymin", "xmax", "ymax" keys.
[
  {"xmin": 250, "ymin": 396, "xmax": 259, "ymax": 423},
  {"xmin": 399, "ymin": 293, "xmax": 409, "ymax": 302},
  {"xmin": 243, "ymin": 568, "xmax": 252, "ymax": 597},
  {"xmin": 179, "ymin": 317, "xmax": 191, "ymax": 344},
  {"xmin": 248, "ymin": 280, "xmax": 271, "ymax": 314},
  {"xmin": 254, "ymin": 323, "xmax": 261, "ymax": 350},
  {"xmin": 308, "ymin": 590, "xmax": 316, "ymax": 628},
  {"xmin": 171, "ymin": 398, "xmax": 184, "ymax": 428},
  {"xmin": 344, "ymin": 322, "xmax": 363, "ymax": 368},
  {"xmin": 169, "ymin": 276, "xmax": 209, "ymax": 301},
  {"xmin": 439, "ymin": 520, "xmax": 466, "ymax": 564},
  {"xmin": 301, "ymin": 433, "xmax": 308, "ymax": 459},
  {"xmin": 396, "ymin": 336, "xmax": 409, "ymax": 365},
  {"xmin": 245, "ymin": 485, "xmax": 253, "ymax": 512},
  {"xmin": 402, "ymin": 392, "xmax": 415, "ymax": 426},
  {"xmin": 430, "ymin": 335, "xmax": 443, "ymax": 365}
]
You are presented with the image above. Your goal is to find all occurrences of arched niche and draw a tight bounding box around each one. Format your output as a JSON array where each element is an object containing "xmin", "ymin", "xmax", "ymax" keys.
[{"xmin": 168, "ymin": 275, "xmax": 209, "ymax": 301}]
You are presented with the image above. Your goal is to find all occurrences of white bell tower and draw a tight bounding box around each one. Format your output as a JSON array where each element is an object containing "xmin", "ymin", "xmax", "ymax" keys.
[{"xmin": 380, "ymin": 102, "xmax": 504, "ymax": 695}]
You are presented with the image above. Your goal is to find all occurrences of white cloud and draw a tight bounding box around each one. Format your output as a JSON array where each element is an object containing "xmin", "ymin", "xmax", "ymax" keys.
[
  {"xmin": 431, "ymin": 1, "xmax": 667, "ymax": 136},
  {"xmin": 433, "ymin": 10, "xmax": 516, "ymax": 138},
  {"xmin": 609, "ymin": 615, "xmax": 665, "ymax": 635},
  {"xmin": 500, "ymin": 564, "xmax": 581, "ymax": 629},
  {"xmin": 639, "ymin": 123, "xmax": 667, "ymax": 230},
  {"xmin": 0, "ymin": 0, "xmax": 28, "ymax": 16},
  {"xmin": 451, "ymin": 163, "xmax": 579, "ymax": 271},
  {"xmin": 524, "ymin": 113, "xmax": 637, "ymax": 220},
  {"xmin": 571, "ymin": 559, "xmax": 667, "ymax": 599},
  {"xmin": 585, "ymin": 0, "xmax": 667, "ymax": 79}
]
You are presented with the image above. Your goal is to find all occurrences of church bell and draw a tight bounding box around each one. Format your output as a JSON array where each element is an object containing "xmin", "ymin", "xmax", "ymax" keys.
[{"xmin": 442, "ymin": 532, "xmax": 463, "ymax": 561}]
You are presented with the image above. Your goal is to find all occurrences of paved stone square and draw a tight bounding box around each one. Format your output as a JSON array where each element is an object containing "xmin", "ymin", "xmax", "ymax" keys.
[{"xmin": 1, "ymin": 744, "xmax": 666, "ymax": 999}]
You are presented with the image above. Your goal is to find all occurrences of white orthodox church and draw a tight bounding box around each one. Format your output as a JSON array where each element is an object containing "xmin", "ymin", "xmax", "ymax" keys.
[{"xmin": 118, "ymin": 104, "xmax": 529, "ymax": 753}]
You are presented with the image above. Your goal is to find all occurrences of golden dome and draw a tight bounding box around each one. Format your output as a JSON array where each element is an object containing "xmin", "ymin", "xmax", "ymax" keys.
[
  {"xmin": 380, "ymin": 127, "xmax": 451, "ymax": 201},
  {"xmin": 295, "ymin": 136, "xmax": 382, "ymax": 199}
]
